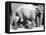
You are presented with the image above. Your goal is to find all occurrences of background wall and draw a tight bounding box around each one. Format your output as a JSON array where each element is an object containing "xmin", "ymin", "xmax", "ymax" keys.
[{"xmin": 0, "ymin": 0, "xmax": 46, "ymax": 35}]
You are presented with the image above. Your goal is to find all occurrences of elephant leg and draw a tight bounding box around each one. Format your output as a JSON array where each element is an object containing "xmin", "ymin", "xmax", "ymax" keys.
[
  {"xmin": 36, "ymin": 16, "xmax": 40, "ymax": 27},
  {"xmin": 32, "ymin": 20, "xmax": 36, "ymax": 27},
  {"xmin": 10, "ymin": 13, "xmax": 18, "ymax": 30}
]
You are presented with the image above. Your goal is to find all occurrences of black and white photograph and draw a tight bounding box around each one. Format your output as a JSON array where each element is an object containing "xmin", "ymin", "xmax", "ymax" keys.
[{"xmin": 5, "ymin": 1, "xmax": 45, "ymax": 33}]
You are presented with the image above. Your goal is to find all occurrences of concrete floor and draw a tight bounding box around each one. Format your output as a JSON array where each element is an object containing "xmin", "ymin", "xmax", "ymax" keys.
[{"xmin": 10, "ymin": 25, "xmax": 44, "ymax": 32}]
